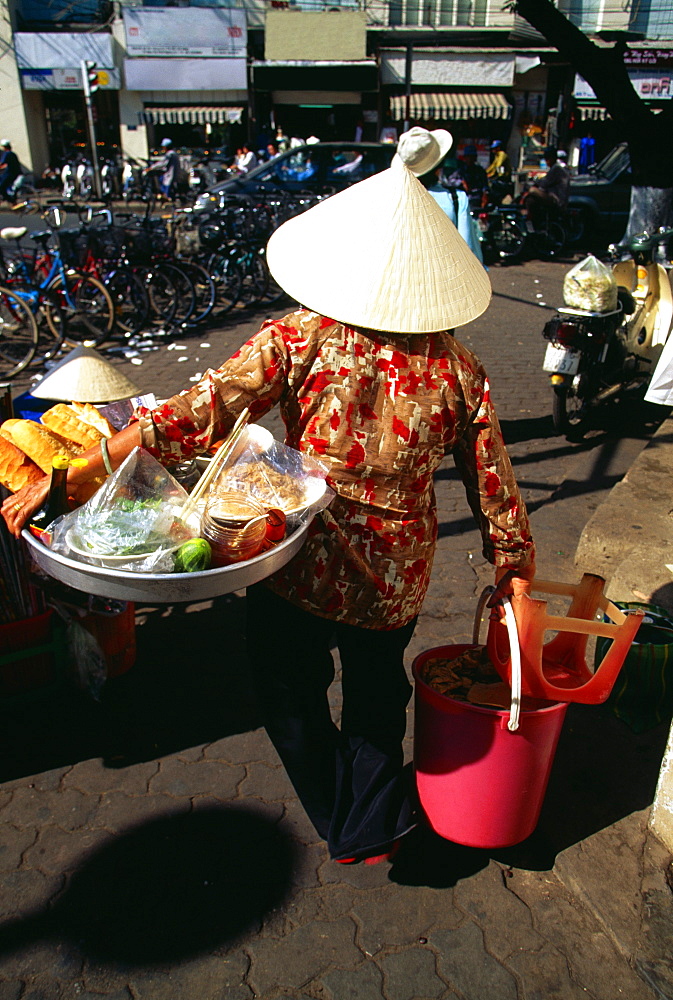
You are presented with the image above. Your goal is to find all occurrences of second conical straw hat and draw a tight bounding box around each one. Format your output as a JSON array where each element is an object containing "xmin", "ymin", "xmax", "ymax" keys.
[
  {"xmin": 31, "ymin": 345, "xmax": 142, "ymax": 403},
  {"xmin": 266, "ymin": 156, "xmax": 491, "ymax": 334}
]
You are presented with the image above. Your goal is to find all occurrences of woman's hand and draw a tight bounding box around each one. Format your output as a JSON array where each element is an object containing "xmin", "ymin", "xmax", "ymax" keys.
[
  {"xmin": 1, "ymin": 477, "xmax": 50, "ymax": 538},
  {"xmin": 487, "ymin": 560, "xmax": 536, "ymax": 608}
]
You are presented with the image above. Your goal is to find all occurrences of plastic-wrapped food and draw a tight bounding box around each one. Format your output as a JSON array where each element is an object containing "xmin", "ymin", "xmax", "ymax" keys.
[
  {"xmin": 211, "ymin": 426, "xmax": 335, "ymax": 528},
  {"xmin": 50, "ymin": 446, "xmax": 200, "ymax": 573},
  {"xmin": 563, "ymin": 254, "xmax": 618, "ymax": 313}
]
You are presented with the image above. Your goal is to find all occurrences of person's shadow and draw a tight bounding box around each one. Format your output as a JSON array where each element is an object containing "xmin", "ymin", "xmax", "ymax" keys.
[{"xmin": 0, "ymin": 805, "xmax": 295, "ymax": 966}]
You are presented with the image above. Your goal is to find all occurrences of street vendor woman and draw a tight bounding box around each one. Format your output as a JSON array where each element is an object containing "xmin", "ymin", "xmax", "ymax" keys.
[{"xmin": 2, "ymin": 127, "xmax": 535, "ymax": 865}]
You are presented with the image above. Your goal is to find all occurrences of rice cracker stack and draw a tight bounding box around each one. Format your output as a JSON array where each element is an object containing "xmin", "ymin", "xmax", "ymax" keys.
[
  {"xmin": 0, "ymin": 419, "xmax": 81, "ymax": 474},
  {"xmin": 41, "ymin": 404, "xmax": 106, "ymax": 450},
  {"xmin": 0, "ymin": 435, "xmax": 44, "ymax": 492}
]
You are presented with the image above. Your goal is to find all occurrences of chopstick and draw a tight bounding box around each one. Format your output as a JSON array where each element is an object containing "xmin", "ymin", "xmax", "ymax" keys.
[{"xmin": 182, "ymin": 407, "xmax": 251, "ymax": 519}]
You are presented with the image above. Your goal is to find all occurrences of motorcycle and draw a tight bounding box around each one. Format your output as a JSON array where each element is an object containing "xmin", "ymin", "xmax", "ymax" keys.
[
  {"xmin": 76, "ymin": 158, "xmax": 94, "ymax": 200},
  {"xmin": 476, "ymin": 202, "xmax": 529, "ymax": 263},
  {"xmin": 61, "ymin": 161, "xmax": 76, "ymax": 200},
  {"xmin": 542, "ymin": 228, "xmax": 673, "ymax": 435}
]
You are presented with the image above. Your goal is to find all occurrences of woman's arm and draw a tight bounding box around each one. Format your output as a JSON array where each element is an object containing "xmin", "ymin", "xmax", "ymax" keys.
[{"xmin": 1, "ymin": 423, "xmax": 141, "ymax": 538}]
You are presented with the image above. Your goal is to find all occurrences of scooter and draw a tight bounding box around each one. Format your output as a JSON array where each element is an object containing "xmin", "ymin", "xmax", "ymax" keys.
[
  {"xmin": 61, "ymin": 161, "xmax": 76, "ymax": 200},
  {"xmin": 76, "ymin": 158, "xmax": 94, "ymax": 200},
  {"xmin": 542, "ymin": 228, "xmax": 673, "ymax": 435}
]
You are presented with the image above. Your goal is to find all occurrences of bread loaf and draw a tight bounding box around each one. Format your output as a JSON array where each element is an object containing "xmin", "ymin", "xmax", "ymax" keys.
[
  {"xmin": 0, "ymin": 435, "xmax": 44, "ymax": 492},
  {"xmin": 68, "ymin": 401, "xmax": 114, "ymax": 438},
  {"xmin": 0, "ymin": 419, "xmax": 79, "ymax": 473},
  {"xmin": 41, "ymin": 404, "xmax": 105, "ymax": 450}
]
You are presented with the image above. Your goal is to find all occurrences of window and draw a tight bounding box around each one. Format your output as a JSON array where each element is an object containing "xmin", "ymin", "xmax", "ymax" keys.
[
  {"xmin": 16, "ymin": 0, "xmax": 112, "ymax": 26},
  {"xmin": 388, "ymin": 0, "xmax": 491, "ymax": 28},
  {"xmin": 629, "ymin": 0, "xmax": 673, "ymax": 39}
]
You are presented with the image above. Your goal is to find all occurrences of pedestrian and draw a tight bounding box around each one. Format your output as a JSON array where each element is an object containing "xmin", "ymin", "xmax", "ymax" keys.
[
  {"xmin": 0, "ymin": 140, "xmax": 21, "ymax": 202},
  {"xmin": 402, "ymin": 127, "xmax": 484, "ymax": 264},
  {"xmin": 485, "ymin": 139, "xmax": 513, "ymax": 204},
  {"xmin": 3, "ymin": 142, "xmax": 535, "ymax": 864},
  {"xmin": 144, "ymin": 138, "xmax": 180, "ymax": 200},
  {"xmin": 456, "ymin": 144, "xmax": 488, "ymax": 198},
  {"xmin": 235, "ymin": 143, "xmax": 258, "ymax": 175},
  {"xmin": 522, "ymin": 146, "xmax": 569, "ymax": 230},
  {"xmin": 275, "ymin": 127, "xmax": 290, "ymax": 154}
]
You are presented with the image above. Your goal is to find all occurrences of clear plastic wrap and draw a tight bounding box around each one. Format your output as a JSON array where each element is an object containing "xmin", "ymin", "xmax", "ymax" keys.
[
  {"xmin": 50, "ymin": 447, "xmax": 200, "ymax": 573},
  {"xmin": 562, "ymin": 254, "xmax": 618, "ymax": 313},
  {"xmin": 211, "ymin": 426, "xmax": 335, "ymax": 528}
]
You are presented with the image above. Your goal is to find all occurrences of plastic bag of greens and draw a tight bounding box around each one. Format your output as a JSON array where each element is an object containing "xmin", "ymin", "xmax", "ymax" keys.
[
  {"xmin": 50, "ymin": 446, "xmax": 200, "ymax": 573},
  {"xmin": 563, "ymin": 254, "xmax": 618, "ymax": 313}
]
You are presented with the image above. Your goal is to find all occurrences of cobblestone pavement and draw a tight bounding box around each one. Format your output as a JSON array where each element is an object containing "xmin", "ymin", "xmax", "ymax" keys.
[{"xmin": 1, "ymin": 258, "xmax": 670, "ymax": 999}]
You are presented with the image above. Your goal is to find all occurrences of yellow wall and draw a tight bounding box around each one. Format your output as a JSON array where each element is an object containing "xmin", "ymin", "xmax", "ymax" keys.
[{"xmin": 265, "ymin": 11, "xmax": 366, "ymax": 62}]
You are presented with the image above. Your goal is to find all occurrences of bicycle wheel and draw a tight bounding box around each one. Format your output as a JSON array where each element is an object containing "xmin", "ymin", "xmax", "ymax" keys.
[
  {"xmin": 207, "ymin": 251, "xmax": 243, "ymax": 317},
  {"xmin": 236, "ymin": 248, "xmax": 269, "ymax": 307},
  {"xmin": 104, "ymin": 267, "xmax": 150, "ymax": 337},
  {"xmin": 257, "ymin": 248, "xmax": 287, "ymax": 306},
  {"xmin": 137, "ymin": 265, "xmax": 179, "ymax": 327},
  {"xmin": 47, "ymin": 271, "xmax": 115, "ymax": 347},
  {"xmin": 178, "ymin": 259, "xmax": 217, "ymax": 325},
  {"xmin": 0, "ymin": 285, "xmax": 39, "ymax": 377},
  {"xmin": 35, "ymin": 290, "xmax": 66, "ymax": 362},
  {"xmin": 159, "ymin": 262, "xmax": 196, "ymax": 326}
]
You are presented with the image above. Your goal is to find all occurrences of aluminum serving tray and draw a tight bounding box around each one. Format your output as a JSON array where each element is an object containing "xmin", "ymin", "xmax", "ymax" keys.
[{"xmin": 22, "ymin": 520, "xmax": 311, "ymax": 604}]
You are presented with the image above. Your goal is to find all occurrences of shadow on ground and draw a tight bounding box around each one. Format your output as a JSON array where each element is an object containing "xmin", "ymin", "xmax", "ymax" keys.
[
  {"xmin": 0, "ymin": 805, "xmax": 295, "ymax": 966},
  {"xmin": 0, "ymin": 591, "xmax": 259, "ymax": 781}
]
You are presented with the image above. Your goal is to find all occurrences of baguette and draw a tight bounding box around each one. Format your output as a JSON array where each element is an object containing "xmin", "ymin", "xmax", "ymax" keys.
[
  {"xmin": 0, "ymin": 434, "xmax": 44, "ymax": 492},
  {"xmin": 0, "ymin": 419, "xmax": 79, "ymax": 473},
  {"xmin": 41, "ymin": 404, "xmax": 105, "ymax": 450},
  {"xmin": 68, "ymin": 401, "xmax": 114, "ymax": 438}
]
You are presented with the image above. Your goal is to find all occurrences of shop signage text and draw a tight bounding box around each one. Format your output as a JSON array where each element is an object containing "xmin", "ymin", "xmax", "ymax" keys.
[
  {"xmin": 124, "ymin": 8, "xmax": 247, "ymax": 59},
  {"xmin": 21, "ymin": 67, "xmax": 121, "ymax": 90}
]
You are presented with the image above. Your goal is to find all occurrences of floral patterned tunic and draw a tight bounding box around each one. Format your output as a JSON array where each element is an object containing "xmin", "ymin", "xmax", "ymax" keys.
[{"xmin": 136, "ymin": 309, "xmax": 534, "ymax": 630}]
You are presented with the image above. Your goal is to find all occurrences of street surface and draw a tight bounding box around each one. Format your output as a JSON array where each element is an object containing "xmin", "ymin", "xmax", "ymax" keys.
[{"xmin": 0, "ymin": 256, "xmax": 669, "ymax": 998}]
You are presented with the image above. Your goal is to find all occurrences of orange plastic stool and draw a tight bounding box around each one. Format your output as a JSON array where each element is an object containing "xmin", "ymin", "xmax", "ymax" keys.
[{"xmin": 486, "ymin": 574, "xmax": 644, "ymax": 704}]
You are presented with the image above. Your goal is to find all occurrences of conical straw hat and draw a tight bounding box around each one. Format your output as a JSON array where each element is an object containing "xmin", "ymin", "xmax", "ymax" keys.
[
  {"xmin": 266, "ymin": 156, "xmax": 491, "ymax": 334},
  {"xmin": 31, "ymin": 345, "xmax": 142, "ymax": 403}
]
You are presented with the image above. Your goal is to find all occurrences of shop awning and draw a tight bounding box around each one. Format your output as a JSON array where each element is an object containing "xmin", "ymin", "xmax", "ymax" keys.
[
  {"xmin": 390, "ymin": 92, "xmax": 511, "ymax": 122},
  {"xmin": 578, "ymin": 104, "xmax": 610, "ymax": 121},
  {"xmin": 141, "ymin": 106, "xmax": 244, "ymax": 126}
]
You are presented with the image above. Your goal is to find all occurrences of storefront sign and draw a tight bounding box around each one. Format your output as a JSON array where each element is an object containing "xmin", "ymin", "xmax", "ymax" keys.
[
  {"xmin": 575, "ymin": 72, "xmax": 672, "ymax": 101},
  {"xmin": 124, "ymin": 57, "xmax": 247, "ymax": 91},
  {"xmin": 15, "ymin": 31, "xmax": 114, "ymax": 69},
  {"xmin": 20, "ymin": 66, "xmax": 121, "ymax": 90},
  {"xmin": 381, "ymin": 51, "xmax": 514, "ymax": 87},
  {"xmin": 124, "ymin": 8, "xmax": 246, "ymax": 59},
  {"xmin": 624, "ymin": 48, "xmax": 673, "ymax": 68}
]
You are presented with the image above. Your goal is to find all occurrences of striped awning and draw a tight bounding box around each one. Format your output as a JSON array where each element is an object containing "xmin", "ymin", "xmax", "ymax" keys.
[
  {"xmin": 578, "ymin": 104, "xmax": 610, "ymax": 122},
  {"xmin": 390, "ymin": 92, "xmax": 511, "ymax": 122},
  {"xmin": 141, "ymin": 106, "xmax": 244, "ymax": 126}
]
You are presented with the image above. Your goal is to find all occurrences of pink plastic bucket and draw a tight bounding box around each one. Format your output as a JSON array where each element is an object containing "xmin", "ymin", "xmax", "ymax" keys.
[{"xmin": 412, "ymin": 644, "xmax": 568, "ymax": 848}]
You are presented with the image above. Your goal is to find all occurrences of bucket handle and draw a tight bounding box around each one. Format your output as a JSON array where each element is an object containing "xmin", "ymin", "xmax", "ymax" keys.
[{"xmin": 474, "ymin": 587, "xmax": 521, "ymax": 732}]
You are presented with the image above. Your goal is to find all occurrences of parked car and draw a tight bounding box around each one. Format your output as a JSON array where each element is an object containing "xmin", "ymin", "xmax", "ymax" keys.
[
  {"xmin": 193, "ymin": 142, "xmax": 397, "ymax": 212},
  {"xmin": 567, "ymin": 142, "xmax": 631, "ymax": 249}
]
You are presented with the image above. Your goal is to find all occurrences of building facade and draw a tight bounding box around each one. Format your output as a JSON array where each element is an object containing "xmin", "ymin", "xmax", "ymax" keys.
[{"xmin": 1, "ymin": 0, "xmax": 672, "ymax": 177}]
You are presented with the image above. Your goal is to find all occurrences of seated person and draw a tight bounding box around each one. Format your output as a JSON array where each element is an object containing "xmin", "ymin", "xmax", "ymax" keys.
[{"xmin": 522, "ymin": 146, "xmax": 569, "ymax": 229}]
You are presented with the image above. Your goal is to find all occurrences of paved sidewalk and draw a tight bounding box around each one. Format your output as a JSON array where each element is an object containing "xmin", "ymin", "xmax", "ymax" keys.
[{"xmin": 1, "ymin": 259, "xmax": 671, "ymax": 999}]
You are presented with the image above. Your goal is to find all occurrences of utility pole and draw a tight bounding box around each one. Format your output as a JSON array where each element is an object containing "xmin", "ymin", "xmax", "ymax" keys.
[
  {"xmin": 81, "ymin": 59, "xmax": 102, "ymax": 199},
  {"xmin": 404, "ymin": 44, "xmax": 413, "ymax": 133}
]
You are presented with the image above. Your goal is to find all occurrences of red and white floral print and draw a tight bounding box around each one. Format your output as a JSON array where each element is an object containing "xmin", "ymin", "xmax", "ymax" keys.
[{"xmin": 135, "ymin": 310, "xmax": 534, "ymax": 629}]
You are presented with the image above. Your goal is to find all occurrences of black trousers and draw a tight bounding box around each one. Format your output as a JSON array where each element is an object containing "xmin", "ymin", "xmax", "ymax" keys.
[{"xmin": 246, "ymin": 584, "xmax": 418, "ymax": 860}]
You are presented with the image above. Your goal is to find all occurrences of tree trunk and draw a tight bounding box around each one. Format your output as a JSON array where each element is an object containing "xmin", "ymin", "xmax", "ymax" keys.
[
  {"xmin": 512, "ymin": 0, "xmax": 673, "ymax": 239},
  {"xmin": 622, "ymin": 187, "xmax": 673, "ymax": 244}
]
